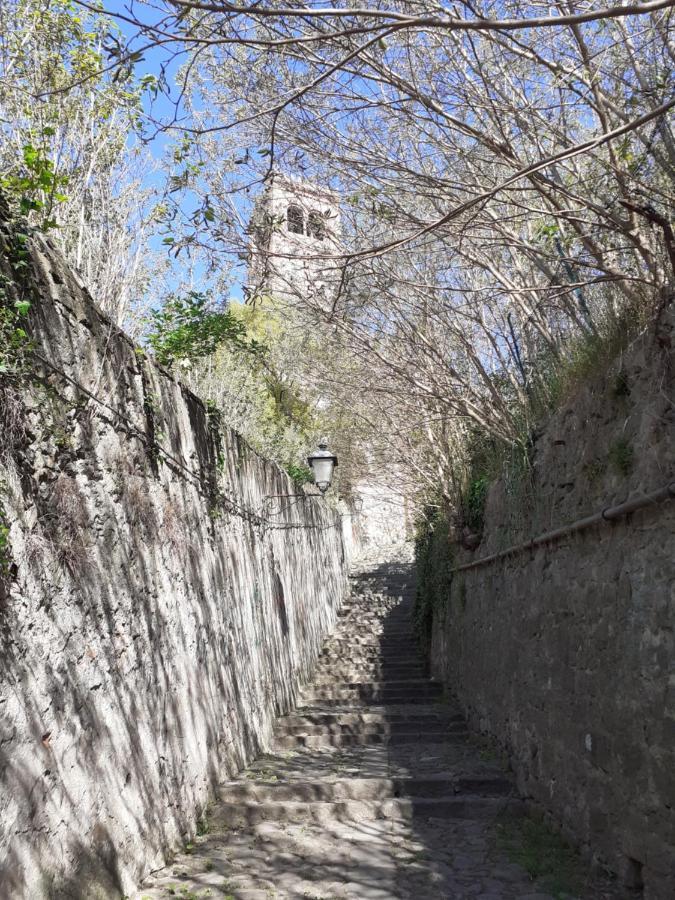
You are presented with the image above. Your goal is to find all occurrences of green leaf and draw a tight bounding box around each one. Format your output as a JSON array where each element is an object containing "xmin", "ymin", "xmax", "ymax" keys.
[{"xmin": 14, "ymin": 300, "xmax": 31, "ymax": 316}]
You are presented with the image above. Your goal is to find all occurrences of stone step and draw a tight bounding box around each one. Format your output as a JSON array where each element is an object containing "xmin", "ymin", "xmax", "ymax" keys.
[
  {"xmin": 278, "ymin": 709, "xmax": 463, "ymax": 728},
  {"xmin": 317, "ymin": 659, "xmax": 423, "ymax": 670},
  {"xmin": 218, "ymin": 775, "xmax": 515, "ymax": 804},
  {"xmin": 337, "ymin": 605, "xmax": 407, "ymax": 612},
  {"xmin": 322, "ymin": 641, "xmax": 416, "ymax": 653},
  {"xmin": 316, "ymin": 655, "xmax": 423, "ymax": 668},
  {"xmin": 320, "ymin": 646, "xmax": 419, "ymax": 658},
  {"xmin": 296, "ymin": 700, "xmax": 453, "ymax": 715},
  {"xmin": 298, "ymin": 694, "xmax": 448, "ymax": 708},
  {"xmin": 327, "ymin": 623, "xmax": 415, "ymax": 646},
  {"xmin": 322, "ymin": 647, "xmax": 417, "ymax": 658},
  {"xmin": 307, "ymin": 677, "xmax": 436, "ymax": 691},
  {"xmin": 272, "ymin": 729, "xmax": 469, "ymax": 750},
  {"xmin": 326, "ymin": 638, "xmax": 414, "ymax": 648},
  {"xmin": 311, "ymin": 668, "xmax": 427, "ymax": 683},
  {"xmin": 336, "ymin": 617, "xmax": 412, "ymax": 626},
  {"xmin": 320, "ymin": 648, "xmax": 420, "ymax": 661},
  {"xmin": 338, "ymin": 607, "xmax": 411, "ymax": 616},
  {"xmin": 298, "ymin": 695, "xmax": 446, "ymax": 709},
  {"xmin": 319, "ymin": 644, "xmax": 419, "ymax": 654},
  {"xmin": 339, "ymin": 604, "xmax": 410, "ymax": 611},
  {"xmin": 314, "ymin": 660, "xmax": 425, "ymax": 671},
  {"xmin": 301, "ymin": 679, "xmax": 443, "ymax": 703},
  {"xmin": 315, "ymin": 667, "xmax": 425, "ymax": 678},
  {"xmin": 336, "ymin": 612, "xmax": 412, "ymax": 621},
  {"xmin": 302, "ymin": 680, "xmax": 443, "ymax": 703},
  {"xmin": 210, "ymin": 796, "xmax": 524, "ymax": 828},
  {"xmin": 322, "ymin": 644, "xmax": 417, "ymax": 656},
  {"xmin": 328, "ymin": 622, "xmax": 412, "ymax": 629},
  {"xmin": 335, "ymin": 616, "xmax": 413, "ymax": 626},
  {"xmin": 275, "ymin": 719, "xmax": 466, "ymax": 737},
  {"xmin": 324, "ymin": 633, "xmax": 417, "ymax": 650},
  {"xmin": 316, "ymin": 662, "xmax": 423, "ymax": 674}
]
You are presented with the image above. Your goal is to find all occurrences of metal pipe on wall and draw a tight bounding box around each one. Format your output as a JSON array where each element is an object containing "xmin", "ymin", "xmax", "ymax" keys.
[{"xmin": 453, "ymin": 479, "xmax": 675, "ymax": 575}]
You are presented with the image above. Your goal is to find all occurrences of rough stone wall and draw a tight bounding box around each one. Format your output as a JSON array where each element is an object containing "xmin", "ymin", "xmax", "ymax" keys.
[
  {"xmin": 0, "ymin": 228, "xmax": 349, "ymax": 898},
  {"xmin": 429, "ymin": 305, "xmax": 675, "ymax": 898}
]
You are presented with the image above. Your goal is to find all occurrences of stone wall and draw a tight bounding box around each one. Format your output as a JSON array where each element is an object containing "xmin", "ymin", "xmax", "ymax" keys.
[
  {"xmin": 0, "ymin": 226, "xmax": 350, "ymax": 898},
  {"xmin": 351, "ymin": 475, "xmax": 411, "ymax": 552},
  {"xmin": 429, "ymin": 304, "xmax": 675, "ymax": 898}
]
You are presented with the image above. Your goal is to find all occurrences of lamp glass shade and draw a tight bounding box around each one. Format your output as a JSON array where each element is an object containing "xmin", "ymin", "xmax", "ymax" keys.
[
  {"xmin": 310, "ymin": 457, "xmax": 335, "ymax": 491},
  {"xmin": 307, "ymin": 438, "xmax": 338, "ymax": 493}
]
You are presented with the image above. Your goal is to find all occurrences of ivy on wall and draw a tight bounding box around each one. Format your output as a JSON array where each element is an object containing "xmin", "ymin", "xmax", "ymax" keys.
[
  {"xmin": 0, "ymin": 225, "xmax": 33, "ymax": 379},
  {"xmin": 413, "ymin": 507, "xmax": 454, "ymax": 656}
]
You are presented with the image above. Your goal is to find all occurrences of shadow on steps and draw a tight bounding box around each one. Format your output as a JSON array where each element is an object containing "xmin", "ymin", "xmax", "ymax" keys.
[{"xmin": 136, "ymin": 553, "xmax": 625, "ymax": 899}]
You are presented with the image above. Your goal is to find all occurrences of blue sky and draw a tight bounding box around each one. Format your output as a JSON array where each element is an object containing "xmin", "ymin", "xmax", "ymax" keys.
[{"xmin": 107, "ymin": 0, "xmax": 253, "ymax": 306}]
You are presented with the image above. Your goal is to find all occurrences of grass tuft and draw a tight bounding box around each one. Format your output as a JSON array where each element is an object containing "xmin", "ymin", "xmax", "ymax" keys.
[{"xmin": 495, "ymin": 814, "xmax": 584, "ymax": 899}]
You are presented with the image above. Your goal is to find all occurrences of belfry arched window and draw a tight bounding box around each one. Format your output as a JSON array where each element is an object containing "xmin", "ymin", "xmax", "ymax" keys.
[
  {"xmin": 287, "ymin": 204, "xmax": 304, "ymax": 235},
  {"xmin": 307, "ymin": 211, "xmax": 326, "ymax": 240}
]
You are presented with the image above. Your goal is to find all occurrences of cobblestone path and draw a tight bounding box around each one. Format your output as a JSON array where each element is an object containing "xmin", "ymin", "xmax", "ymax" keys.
[{"xmin": 137, "ymin": 556, "xmax": 611, "ymax": 899}]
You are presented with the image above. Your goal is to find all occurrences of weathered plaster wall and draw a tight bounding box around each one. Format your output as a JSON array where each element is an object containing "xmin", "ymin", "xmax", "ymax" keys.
[
  {"xmin": 0, "ymin": 225, "xmax": 349, "ymax": 898},
  {"xmin": 430, "ymin": 305, "xmax": 675, "ymax": 898},
  {"xmin": 351, "ymin": 475, "xmax": 410, "ymax": 552}
]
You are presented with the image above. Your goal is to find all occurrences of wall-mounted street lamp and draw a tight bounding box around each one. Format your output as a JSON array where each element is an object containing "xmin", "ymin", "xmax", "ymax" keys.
[
  {"xmin": 307, "ymin": 437, "xmax": 338, "ymax": 494},
  {"xmin": 262, "ymin": 438, "xmax": 338, "ymax": 519}
]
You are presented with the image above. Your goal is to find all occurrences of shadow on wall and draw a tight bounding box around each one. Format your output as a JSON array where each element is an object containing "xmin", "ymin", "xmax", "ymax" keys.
[
  {"xmin": 0, "ymin": 229, "xmax": 347, "ymax": 898},
  {"xmin": 426, "ymin": 300, "xmax": 675, "ymax": 898}
]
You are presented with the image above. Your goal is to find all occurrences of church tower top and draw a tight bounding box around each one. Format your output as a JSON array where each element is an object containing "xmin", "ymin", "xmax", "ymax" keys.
[{"xmin": 246, "ymin": 175, "xmax": 342, "ymax": 305}]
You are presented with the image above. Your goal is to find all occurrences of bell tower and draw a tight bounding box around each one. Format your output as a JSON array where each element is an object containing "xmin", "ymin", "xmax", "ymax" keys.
[
  {"xmin": 246, "ymin": 175, "xmax": 341, "ymax": 306},
  {"xmin": 245, "ymin": 174, "xmax": 410, "ymax": 550}
]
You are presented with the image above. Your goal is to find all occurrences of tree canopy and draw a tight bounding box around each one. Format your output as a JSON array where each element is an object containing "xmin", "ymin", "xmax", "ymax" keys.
[{"xmin": 2, "ymin": 0, "xmax": 673, "ymax": 516}]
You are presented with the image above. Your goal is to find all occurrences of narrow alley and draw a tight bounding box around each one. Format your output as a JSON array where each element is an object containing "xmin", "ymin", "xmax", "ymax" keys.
[{"xmin": 137, "ymin": 552, "xmax": 619, "ymax": 900}]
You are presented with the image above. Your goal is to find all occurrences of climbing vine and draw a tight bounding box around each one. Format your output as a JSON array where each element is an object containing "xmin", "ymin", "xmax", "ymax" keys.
[
  {"xmin": 413, "ymin": 507, "xmax": 454, "ymax": 656},
  {"xmin": 0, "ymin": 226, "xmax": 34, "ymax": 379},
  {"xmin": 0, "ymin": 501, "xmax": 10, "ymax": 578}
]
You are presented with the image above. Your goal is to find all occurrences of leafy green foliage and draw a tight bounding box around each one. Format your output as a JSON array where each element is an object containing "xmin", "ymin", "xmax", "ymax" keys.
[
  {"xmin": 0, "ymin": 298, "xmax": 32, "ymax": 376},
  {"xmin": 286, "ymin": 463, "xmax": 313, "ymax": 486},
  {"xmin": 147, "ymin": 292, "xmax": 264, "ymax": 368},
  {"xmin": 0, "ymin": 507, "xmax": 10, "ymax": 576},
  {"xmin": 0, "ymin": 0, "xmax": 162, "ymax": 322},
  {"xmin": 0, "ymin": 140, "xmax": 69, "ymax": 230},
  {"xmin": 532, "ymin": 304, "xmax": 645, "ymax": 421},
  {"xmin": 185, "ymin": 297, "xmax": 326, "ymax": 481},
  {"xmin": 465, "ymin": 474, "xmax": 489, "ymax": 533},
  {"xmin": 455, "ymin": 303, "xmax": 644, "ymax": 536},
  {"xmin": 414, "ymin": 507, "xmax": 454, "ymax": 654},
  {"xmin": 0, "ymin": 229, "xmax": 34, "ymax": 377}
]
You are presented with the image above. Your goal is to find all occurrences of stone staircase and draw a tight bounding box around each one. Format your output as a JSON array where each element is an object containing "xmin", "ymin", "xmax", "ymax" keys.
[{"xmin": 137, "ymin": 557, "xmax": 558, "ymax": 899}]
